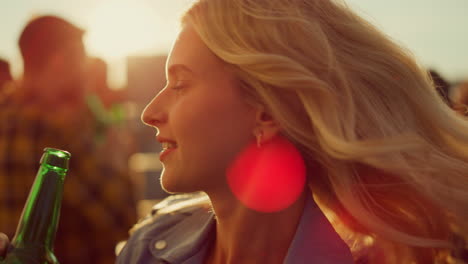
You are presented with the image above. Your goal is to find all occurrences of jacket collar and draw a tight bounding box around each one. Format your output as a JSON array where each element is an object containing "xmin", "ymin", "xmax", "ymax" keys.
[
  {"xmin": 155, "ymin": 194, "xmax": 353, "ymax": 264},
  {"xmin": 154, "ymin": 206, "xmax": 215, "ymax": 263}
]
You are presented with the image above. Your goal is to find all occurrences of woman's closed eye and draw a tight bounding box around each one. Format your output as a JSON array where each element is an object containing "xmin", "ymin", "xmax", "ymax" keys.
[{"xmin": 171, "ymin": 80, "xmax": 189, "ymax": 91}]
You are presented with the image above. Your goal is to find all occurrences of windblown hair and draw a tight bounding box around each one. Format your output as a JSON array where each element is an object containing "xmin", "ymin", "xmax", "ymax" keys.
[{"xmin": 182, "ymin": 0, "xmax": 468, "ymax": 263}]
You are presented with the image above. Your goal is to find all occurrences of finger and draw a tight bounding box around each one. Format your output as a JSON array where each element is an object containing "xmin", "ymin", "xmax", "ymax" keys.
[{"xmin": 0, "ymin": 233, "xmax": 10, "ymax": 256}]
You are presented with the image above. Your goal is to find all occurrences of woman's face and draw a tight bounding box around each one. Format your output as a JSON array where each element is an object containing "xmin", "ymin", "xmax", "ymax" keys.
[{"xmin": 142, "ymin": 24, "xmax": 258, "ymax": 193}]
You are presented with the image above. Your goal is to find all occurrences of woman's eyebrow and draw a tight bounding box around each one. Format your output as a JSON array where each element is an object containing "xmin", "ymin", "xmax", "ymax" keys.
[{"xmin": 167, "ymin": 64, "xmax": 195, "ymax": 77}]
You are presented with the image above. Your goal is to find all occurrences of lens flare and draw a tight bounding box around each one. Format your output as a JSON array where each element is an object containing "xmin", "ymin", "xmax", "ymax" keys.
[{"xmin": 227, "ymin": 135, "xmax": 306, "ymax": 213}]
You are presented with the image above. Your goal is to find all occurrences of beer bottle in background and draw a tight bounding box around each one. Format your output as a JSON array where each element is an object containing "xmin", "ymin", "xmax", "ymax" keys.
[{"xmin": 0, "ymin": 148, "xmax": 71, "ymax": 264}]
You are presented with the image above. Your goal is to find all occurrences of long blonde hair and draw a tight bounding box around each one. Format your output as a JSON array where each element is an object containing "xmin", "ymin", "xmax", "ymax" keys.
[{"xmin": 182, "ymin": 0, "xmax": 468, "ymax": 262}]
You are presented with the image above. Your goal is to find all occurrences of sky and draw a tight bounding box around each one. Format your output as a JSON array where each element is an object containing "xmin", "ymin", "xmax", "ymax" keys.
[{"xmin": 1, "ymin": 0, "xmax": 467, "ymax": 88}]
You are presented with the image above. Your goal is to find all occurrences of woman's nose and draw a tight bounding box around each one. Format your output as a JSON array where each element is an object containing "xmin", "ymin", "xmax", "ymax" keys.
[{"xmin": 141, "ymin": 94, "xmax": 167, "ymax": 127}]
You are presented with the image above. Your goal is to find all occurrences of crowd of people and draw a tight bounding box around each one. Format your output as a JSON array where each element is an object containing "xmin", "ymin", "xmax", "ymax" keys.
[
  {"xmin": 0, "ymin": 16, "xmax": 137, "ymax": 264},
  {"xmin": 0, "ymin": 0, "xmax": 467, "ymax": 263},
  {"xmin": 429, "ymin": 69, "xmax": 468, "ymax": 117}
]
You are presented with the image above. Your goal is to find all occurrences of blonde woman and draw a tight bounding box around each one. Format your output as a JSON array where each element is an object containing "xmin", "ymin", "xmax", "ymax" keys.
[
  {"xmin": 118, "ymin": 0, "xmax": 468, "ymax": 263},
  {"xmin": 2, "ymin": 0, "xmax": 468, "ymax": 263}
]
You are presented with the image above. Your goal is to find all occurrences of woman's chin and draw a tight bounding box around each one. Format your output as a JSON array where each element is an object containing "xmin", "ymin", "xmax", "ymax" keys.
[
  {"xmin": 160, "ymin": 175, "xmax": 198, "ymax": 194},
  {"xmin": 160, "ymin": 177, "xmax": 178, "ymax": 194}
]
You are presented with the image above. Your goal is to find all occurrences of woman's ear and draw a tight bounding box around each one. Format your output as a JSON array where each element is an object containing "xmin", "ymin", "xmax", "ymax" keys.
[{"xmin": 253, "ymin": 108, "xmax": 281, "ymax": 143}]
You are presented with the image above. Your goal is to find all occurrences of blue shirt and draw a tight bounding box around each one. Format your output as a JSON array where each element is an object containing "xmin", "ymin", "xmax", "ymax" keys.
[{"xmin": 116, "ymin": 193, "xmax": 354, "ymax": 264}]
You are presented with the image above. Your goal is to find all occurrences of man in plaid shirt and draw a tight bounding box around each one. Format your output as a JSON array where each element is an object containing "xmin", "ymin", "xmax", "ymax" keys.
[{"xmin": 0, "ymin": 16, "xmax": 137, "ymax": 264}]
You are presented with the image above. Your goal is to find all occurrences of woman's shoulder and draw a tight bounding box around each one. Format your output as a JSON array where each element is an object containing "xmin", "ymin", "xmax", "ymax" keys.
[
  {"xmin": 130, "ymin": 192, "xmax": 211, "ymax": 235},
  {"xmin": 116, "ymin": 192, "xmax": 214, "ymax": 263}
]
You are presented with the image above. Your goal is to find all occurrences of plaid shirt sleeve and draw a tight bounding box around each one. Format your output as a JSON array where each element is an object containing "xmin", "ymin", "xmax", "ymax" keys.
[{"xmin": 0, "ymin": 102, "xmax": 137, "ymax": 264}]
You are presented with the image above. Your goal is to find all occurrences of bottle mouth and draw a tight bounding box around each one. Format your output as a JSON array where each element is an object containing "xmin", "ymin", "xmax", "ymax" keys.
[{"xmin": 40, "ymin": 148, "xmax": 71, "ymax": 170}]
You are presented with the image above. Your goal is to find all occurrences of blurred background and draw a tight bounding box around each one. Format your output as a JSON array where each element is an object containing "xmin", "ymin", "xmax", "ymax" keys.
[
  {"xmin": 1, "ymin": 0, "xmax": 468, "ymax": 86},
  {"xmin": 1, "ymin": 0, "xmax": 467, "ymax": 213},
  {"xmin": 0, "ymin": 0, "xmax": 468, "ymax": 264}
]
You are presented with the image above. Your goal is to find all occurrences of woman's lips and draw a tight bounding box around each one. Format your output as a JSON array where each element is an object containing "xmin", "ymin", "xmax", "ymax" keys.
[{"xmin": 159, "ymin": 147, "xmax": 176, "ymax": 161}]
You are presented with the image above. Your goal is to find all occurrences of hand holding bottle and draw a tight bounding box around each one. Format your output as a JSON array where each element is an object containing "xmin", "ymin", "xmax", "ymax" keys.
[
  {"xmin": 0, "ymin": 233, "xmax": 9, "ymax": 259},
  {"xmin": 0, "ymin": 148, "xmax": 70, "ymax": 264}
]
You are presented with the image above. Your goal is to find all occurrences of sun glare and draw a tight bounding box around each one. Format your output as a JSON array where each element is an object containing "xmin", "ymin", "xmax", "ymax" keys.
[{"xmin": 84, "ymin": 0, "xmax": 159, "ymax": 60}]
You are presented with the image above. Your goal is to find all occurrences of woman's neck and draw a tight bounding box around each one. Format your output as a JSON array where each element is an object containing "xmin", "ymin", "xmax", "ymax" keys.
[{"xmin": 204, "ymin": 189, "xmax": 308, "ymax": 264}]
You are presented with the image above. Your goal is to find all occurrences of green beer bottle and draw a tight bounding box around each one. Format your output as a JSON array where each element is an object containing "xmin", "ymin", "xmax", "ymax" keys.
[{"xmin": 0, "ymin": 148, "xmax": 71, "ymax": 264}]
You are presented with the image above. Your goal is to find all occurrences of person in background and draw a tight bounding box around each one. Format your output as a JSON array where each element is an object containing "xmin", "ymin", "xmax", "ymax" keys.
[
  {"xmin": 0, "ymin": 59, "xmax": 14, "ymax": 102},
  {"xmin": 0, "ymin": 59, "xmax": 12, "ymax": 91},
  {"xmin": 429, "ymin": 69, "xmax": 452, "ymax": 107},
  {"xmin": 0, "ymin": 15, "xmax": 136, "ymax": 264},
  {"xmin": 86, "ymin": 57, "xmax": 128, "ymax": 109},
  {"xmin": 85, "ymin": 56, "xmax": 138, "ymax": 185},
  {"xmin": 450, "ymin": 81, "xmax": 468, "ymax": 117}
]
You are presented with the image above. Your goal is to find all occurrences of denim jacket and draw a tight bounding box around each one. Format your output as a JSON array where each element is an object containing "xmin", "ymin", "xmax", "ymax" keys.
[{"xmin": 116, "ymin": 193, "xmax": 354, "ymax": 264}]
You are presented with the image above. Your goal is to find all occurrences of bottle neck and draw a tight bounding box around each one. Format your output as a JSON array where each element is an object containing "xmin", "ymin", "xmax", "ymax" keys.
[{"xmin": 12, "ymin": 164, "xmax": 66, "ymax": 250}]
